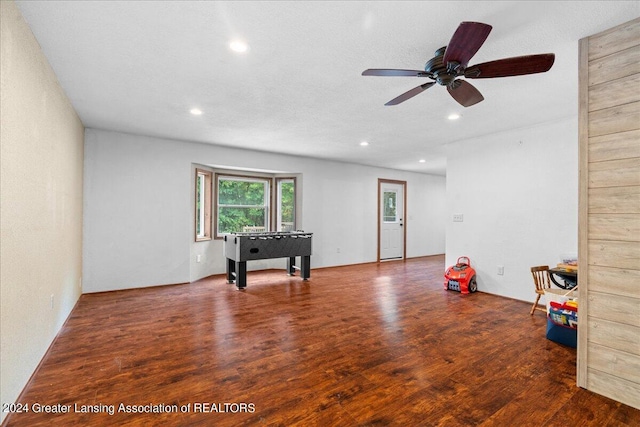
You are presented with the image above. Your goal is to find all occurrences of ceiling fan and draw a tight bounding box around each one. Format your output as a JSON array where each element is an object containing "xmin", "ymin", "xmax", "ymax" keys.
[{"xmin": 362, "ymin": 22, "xmax": 555, "ymax": 107}]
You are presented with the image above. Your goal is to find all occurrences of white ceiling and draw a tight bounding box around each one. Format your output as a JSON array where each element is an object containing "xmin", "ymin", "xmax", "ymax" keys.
[{"xmin": 15, "ymin": 1, "xmax": 640, "ymax": 175}]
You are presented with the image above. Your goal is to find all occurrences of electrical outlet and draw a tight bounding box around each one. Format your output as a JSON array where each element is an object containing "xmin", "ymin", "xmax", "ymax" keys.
[
  {"xmin": 497, "ymin": 266, "xmax": 504, "ymax": 275},
  {"xmin": 50, "ymin": 294, "xmax": 54, "ymax": 309},
  {"xmin": 453, "ymin": 214, "xmax": 464, "ymax": 222},
  {"xmin": 337, "ymin": 248, "xmax": 341, "ymax": 253},
  {"xmin": 196, "ymin": 254, "xmax": 202, "ymax": 263}
]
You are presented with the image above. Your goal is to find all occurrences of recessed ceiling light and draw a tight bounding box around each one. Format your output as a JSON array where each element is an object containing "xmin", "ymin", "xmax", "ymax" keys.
[
  {"xmin": 229, "ymin": 40, "xmax": 249, "ymax": 53},
  {"xmin": 190, "ymin": 108, "xmax": 203, "ymax": 116},
  {"xmin": 448, "ymin": 113, "xmax": 461, "ymax": 120},
  {"xmin": 360, "ymin": 141, "xmax": 369, "ymax": 146},
  {"xmin": 419, "ymin": 159, "xmax": 426, "ymax": 163}
]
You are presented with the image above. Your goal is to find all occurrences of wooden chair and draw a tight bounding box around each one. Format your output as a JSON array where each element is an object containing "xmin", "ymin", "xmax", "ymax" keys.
[{"xmin": 530, "ymin": 266, "xmax": 552, "ymax": 315}]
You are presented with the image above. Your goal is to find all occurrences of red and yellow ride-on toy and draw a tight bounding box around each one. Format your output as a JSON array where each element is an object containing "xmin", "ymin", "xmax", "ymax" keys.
[{"xmin": 444, "ymin": 256, "xmax": 477, "ymax": 294}]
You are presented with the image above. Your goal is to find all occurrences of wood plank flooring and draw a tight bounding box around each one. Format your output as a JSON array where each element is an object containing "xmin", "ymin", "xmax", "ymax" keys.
[{"xmin": 4, "ymin": 255, "xmax": 639, "ymax": 426}]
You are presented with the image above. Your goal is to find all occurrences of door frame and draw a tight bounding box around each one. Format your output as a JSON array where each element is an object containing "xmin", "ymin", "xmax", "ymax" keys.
[{"xmin": 377, "ymin": 179, "xmax": 407, "ymax": 262}]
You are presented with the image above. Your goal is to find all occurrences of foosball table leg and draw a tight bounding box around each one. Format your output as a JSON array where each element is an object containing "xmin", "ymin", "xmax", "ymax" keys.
[
  {"xmin": 226, "ymin": 258, "xmax": 235, "ymax": 284},
  {"xmin": 235, "ymin": 261, "xmax": 247, "ymax": 290},
  {"xmin": 287, "ymin": 257, "xmax": 296, "ymax": 276},
  {"xmin": 301, "ymin": 255, "xmax": 311, "ymax": 280}
]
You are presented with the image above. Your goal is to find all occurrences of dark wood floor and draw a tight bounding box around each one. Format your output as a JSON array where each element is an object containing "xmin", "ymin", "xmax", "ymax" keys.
[{"xmin": 4, "ymin": 255, "xmax": 639, "ymax": 426}]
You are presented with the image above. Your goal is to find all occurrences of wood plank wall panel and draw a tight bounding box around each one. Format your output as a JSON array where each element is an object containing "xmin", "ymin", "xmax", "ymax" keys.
[
  {"xmin": 589, "ymin": 214, "xmax": 640, "ymax": 241},
  {"xmin": 578, "ymin": 17, "xmax": 640, "ymax": 410},
  {"xmin": 587, "ymin": 18, "xmax": 640, "ymax": 61},
  {"xmin": 588, "ymin": 343, "xmax": 640, "ymax": 385},
  {"xmin": 588, "ymin": 102, "xmax": 640, "ymax": 137},
  {"xmin": 588, "ymin": 265, "xmax": 640, "ymax": 298},
  {"xmin": 589, "ymin": 45, "xmax": 640, "ymax": 86},
  {"xmin": 588, "ymin": 240, "xmax": 640, "ymax": 269},
  {"xmin": 589, "ymin": 157, "xmax": 640, "ymax": 188},
  {"xmin": 587, "ymin": 318, "xmax": 640, "ymax": 361},
  {"xmin": 587, "ymin": 368, "xmax": 640, "ymax": 411},
  {"xmin": 588, "ymin": 74, "xmax": 640, "ymax": 110},
  {"xmin": 588, "ymin": 292, "xmax": 640, "ymax": 327},
  {"xmin": 588, "ymin": 186, "xmax": 640, "ymax": 213},
  {"xmin": 589, "ymin": 129, "xmax": 640, "ymax": 162}
]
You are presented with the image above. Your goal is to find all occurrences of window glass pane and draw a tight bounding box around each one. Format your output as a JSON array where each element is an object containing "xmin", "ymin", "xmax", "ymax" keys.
[
  {"xmin": 219, "ymin": 179, "xmax": 266, "ymax": 206},
  {"xmin": 279, "ymin": 180, "xmax": 295, "ymax": 231},
  {"xmin": 196, "ymin": 174, "xmax": 204, "ymax": 237},
  {"xmin": 383, "ymin": 191, "xmax": 397, "ymax": 222},
  {"xmin": 218, "ymin": 207, "xmax": 267, "ymax": 234},
  {"xmin": 195, "ymin": 169, "xmax": 212, "ymax": 241}
]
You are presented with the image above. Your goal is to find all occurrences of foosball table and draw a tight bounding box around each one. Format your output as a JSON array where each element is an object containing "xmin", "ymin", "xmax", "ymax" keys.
[{"xmin": 223, "ymin": 231, "xmax": 313, "ymax": 289}]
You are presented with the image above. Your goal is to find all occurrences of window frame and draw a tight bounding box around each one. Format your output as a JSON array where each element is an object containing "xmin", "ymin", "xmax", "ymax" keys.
[
  {"xmin": 275, "ymin": 177, "xmax": 296, "ymax": 232},
  {"xmin": 195, "ymin": 169, "xmax": 298, "ymax": 241},
  {"xmin": 214, "ymin": 173, "xmax": 272, "ymax": 239},
  {"xmin": 194, "ymin": 168, "xmax": 212, "ymax": 241}
]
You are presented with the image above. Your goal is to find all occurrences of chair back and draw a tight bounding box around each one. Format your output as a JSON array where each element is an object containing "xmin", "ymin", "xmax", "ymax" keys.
[{"xmin": 531, "ymin": 265, "xmax": 551, "ymax": 292}]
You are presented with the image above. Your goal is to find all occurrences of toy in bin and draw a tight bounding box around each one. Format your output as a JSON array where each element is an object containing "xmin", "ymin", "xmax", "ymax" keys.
[{"xmin": 444, "ymin": 256, "xmax": 477, "ymax": 294}]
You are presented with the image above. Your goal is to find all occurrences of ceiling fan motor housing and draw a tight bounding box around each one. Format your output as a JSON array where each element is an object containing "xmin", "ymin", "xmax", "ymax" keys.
[{"xmin": 424, "ymin": 47, "xmax": 458, "ymax": 86}]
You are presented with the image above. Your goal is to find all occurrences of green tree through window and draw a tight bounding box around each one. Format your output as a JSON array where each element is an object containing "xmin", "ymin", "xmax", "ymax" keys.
[
  {"xmin": 195, "ymin": 169, "xmax": 212, "ymax": 240},
  {"xmin": 217, "ymin": 177, "xmax": 269, "ymax": 234},
  {"xmin": 278, "ymin": 179, "xmax": 295, "ymax": 231}
]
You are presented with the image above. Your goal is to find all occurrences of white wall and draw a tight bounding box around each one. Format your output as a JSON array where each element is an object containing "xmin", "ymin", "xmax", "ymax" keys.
[
  {"xmin": 0, "ymin": 1, "xmax": 84, "ymax": 422},
  {"xmin": 445, "ymin": 117, "xmax": 578, "ymax": 303},
  {"xmin": 84, "ymin": 129, "xmax": 446, "ymax": 292}
]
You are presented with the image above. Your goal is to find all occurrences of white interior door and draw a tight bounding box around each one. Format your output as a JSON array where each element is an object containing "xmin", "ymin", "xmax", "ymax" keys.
[{"xmin": 379, "ymin": 182, "xmax": 404, "ymax": 260}]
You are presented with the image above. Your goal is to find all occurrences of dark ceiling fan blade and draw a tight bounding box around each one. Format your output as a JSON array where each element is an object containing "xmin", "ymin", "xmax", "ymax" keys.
[
  {"xmin": 443, "ymin": 22, "xmax": 492, "ymax": 68},
  {"xmin": 385, "ymin": 82, "xmax": 436, "ymax": 106},
  {"xmin": 447, "ymin": 80, "xmax": 484, "ymax": 107},
  {"xmin": 362, "ymin": 69, "xmax": 430, "ymax": 77},
  {"xmin": 464, "ymin": 54, "xmax": 555, "ymax": 78}
]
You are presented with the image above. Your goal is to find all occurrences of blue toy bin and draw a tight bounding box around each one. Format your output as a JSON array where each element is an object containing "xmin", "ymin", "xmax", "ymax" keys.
[
  {"xmin": 546, "ymin": 315, "xmax": 577, "ymax": 348},
  {"xmin": 544, "ymin": 288, "xmax": 578, "ymax": 348}
]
